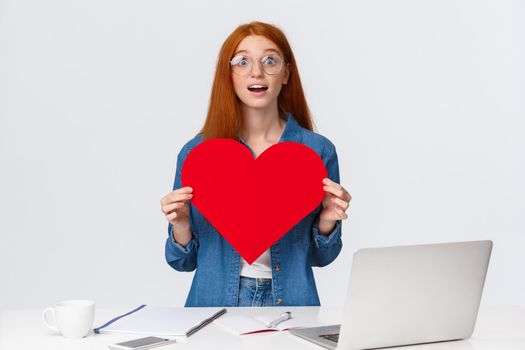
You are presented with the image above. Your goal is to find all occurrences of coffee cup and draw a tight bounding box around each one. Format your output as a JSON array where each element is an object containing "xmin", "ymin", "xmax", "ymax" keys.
[{"xmin": 42, "ymin": 299, "xmax": 95, "ymax": 338}]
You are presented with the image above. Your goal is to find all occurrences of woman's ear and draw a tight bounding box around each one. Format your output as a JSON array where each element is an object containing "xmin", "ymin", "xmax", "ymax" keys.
[{"xmin": 282, "ymin": 63, "xmax": 290, "ymax": 85}]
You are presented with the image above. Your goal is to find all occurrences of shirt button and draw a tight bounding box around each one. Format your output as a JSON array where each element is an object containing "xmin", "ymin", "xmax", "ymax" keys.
[
  {"xmin": 275, "ymin": 264, "xmax": 281, "ymax": 272},
  {"xmin": 276, "ymin": 298, "xmax": 283, "ymax": 305}
]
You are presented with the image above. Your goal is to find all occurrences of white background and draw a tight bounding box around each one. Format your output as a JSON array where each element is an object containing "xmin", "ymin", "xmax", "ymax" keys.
[{"xmin": 1, "ymin": 0, "xmax": 523, "ymax": 309}]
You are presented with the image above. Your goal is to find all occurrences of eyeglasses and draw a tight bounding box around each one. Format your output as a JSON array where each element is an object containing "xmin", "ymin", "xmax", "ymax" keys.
[{"xmin": 230, "ymin": 54, "xmax": 284, "ymax": 76}]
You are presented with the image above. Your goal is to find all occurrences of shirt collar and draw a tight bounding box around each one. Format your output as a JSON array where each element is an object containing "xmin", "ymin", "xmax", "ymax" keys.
[{"xmin": 278, "ymin": 112, "xmax": 302, "ymax": 143}]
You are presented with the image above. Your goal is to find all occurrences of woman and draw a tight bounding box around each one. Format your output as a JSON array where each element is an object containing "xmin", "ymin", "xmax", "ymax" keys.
[{"xmin": 160, "ymin": 21, "xmax": 351, "ymax": 307}]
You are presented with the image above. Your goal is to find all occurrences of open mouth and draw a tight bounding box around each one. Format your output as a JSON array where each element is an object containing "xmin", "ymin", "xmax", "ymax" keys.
[{"xmin": 247, "ymin": 84, "xmax": 269, "ymax": 92}]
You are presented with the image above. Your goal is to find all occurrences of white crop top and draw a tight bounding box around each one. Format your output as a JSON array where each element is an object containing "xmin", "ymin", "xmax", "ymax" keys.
[{"xmin": 239, "ymin": 248, "xmax": 272, "ymax": 279}]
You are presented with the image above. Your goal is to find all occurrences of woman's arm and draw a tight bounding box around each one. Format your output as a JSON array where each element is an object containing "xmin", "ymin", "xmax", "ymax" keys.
[
  {"xmin": 164, "ymin": 143, "xmax": 199, "ymax": 272},
  {"xmin": 165, "ymin": 222, "xmax": 199, "ymax": 272},
  {"xmin": 309, "ymin": 143, "xmax": 350, "ymax": 267}
]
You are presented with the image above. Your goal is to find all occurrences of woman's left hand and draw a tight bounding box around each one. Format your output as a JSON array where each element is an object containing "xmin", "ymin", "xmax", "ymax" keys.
[{"xmin": 318, "ymin": 178, "xmax": 352, "ymax": 235}]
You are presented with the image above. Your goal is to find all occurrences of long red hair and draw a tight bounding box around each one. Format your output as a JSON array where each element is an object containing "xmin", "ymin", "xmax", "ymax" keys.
[{"xmin": 199, "ymin": 21, "xmax": 314, "ymax": 140}]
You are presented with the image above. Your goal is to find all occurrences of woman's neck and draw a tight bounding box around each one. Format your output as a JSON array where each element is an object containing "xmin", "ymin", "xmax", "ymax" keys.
[{"xmin": 239, "ymin": 106, "xmax": 285, "ymax": 144}]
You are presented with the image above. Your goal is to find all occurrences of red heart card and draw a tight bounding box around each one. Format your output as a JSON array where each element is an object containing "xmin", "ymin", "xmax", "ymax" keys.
[{"xmin": 181, "ymin": 138, "xmax": 327, "ymax": 264}]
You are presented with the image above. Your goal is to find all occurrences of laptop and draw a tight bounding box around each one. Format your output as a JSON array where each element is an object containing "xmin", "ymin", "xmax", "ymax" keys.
[{"xmin": 289, "ymin": 240, "xmax": 492, "ymax": 350}]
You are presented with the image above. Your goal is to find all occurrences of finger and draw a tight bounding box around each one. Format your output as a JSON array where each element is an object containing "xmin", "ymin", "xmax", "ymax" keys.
[
  {"xmin": 323, "ymin": 179, "xmax": 351, "ymax": 200},
  {"xmin": 335, "ymin": 207, "xmax": 349, "ymax": 220},
  {"xmin": 327, "ymin": 204, "xmax": 348, "ymax": 216},
  {"xmin": 322, "ymin": 178, "xmax": 337, "ymax": 186},
  {"xmin": 323, "ymin": 184, "xmax": 346, "ymax": 199},
  {"xmin": 162, "ymin": 202, "xmax": 187, "ymax": 214},
  {"xmin": 322, "ymin": 193, "xmax": 338, "ymax": 209},
  {"xmin": 160, "ymin": 194, "xmax": 170, "ymax": 206},
  {"xmin": 323, "ymin": 208, "xmax": 346, "ymax": 221},
  {"xmin": 331, "ymin": 196, "xmax": 350, "ymax": 211},
  {"xmin": 166, "ymin": 211, "xmax": 178, "ymax": 221},
  {"xmin": 323, "ymin": 192, "xmax": 339, "ymax": 206},
  {"xmin": 160, "ymin": 187, "xmax": 193, "ymax": 205},
  {"xmin": 340, "ymin": 187, "xmax": 351, "ymax": 202},
  {"xmin": 322, "ymin": 191, "xmax": 335, "ymax": 201},
  {"xmin": 323, "ymin": 178, "xmax": 344, "ymax": 190},
  {"xmin": 169, "ymin": 192, "xmax": 193, "ymax": 204},
  {"xmin": 179, "ymin": 186, "xmax": 193, "ymax": 193},
  {"xmin": 325, "ymin": 184, "xmax": 352, "ymax": 202}
]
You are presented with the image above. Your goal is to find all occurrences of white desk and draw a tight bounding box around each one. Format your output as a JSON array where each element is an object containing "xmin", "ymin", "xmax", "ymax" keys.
[{"xmin": 1, "ymin": 305, "xmax": 524, "ymax": 350}]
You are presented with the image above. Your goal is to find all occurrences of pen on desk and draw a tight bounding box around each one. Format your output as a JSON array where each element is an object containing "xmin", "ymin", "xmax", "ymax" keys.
[
  {"xmin": 265, "ymin": 311, "xmax": 292, "ymax": 328},
  {"xmin": 186, "ymin": 308, "xmax": 227, "ymax": 337}
]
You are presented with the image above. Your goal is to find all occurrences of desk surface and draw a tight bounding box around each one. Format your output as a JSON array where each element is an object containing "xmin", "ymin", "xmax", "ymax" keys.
[{"xmin": 1, "ymin": 305, "xmax": 524, "ymax": 350}]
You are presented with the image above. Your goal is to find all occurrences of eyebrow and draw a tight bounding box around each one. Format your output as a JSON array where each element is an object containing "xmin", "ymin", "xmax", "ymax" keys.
[{"xmin": 233, "ymin": 48, "xmax": 281, "ymax": 56}]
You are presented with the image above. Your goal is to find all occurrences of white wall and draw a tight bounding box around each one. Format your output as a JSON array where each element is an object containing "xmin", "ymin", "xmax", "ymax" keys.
[{"xmin": 1, "ymin": 0, "xmax": 523, "ymax": 309}]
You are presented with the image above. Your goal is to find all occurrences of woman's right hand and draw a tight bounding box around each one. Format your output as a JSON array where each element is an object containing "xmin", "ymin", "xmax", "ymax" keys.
[{"xmin": 160, "ymin": 187, "xmax": 193, "ymax": 231}]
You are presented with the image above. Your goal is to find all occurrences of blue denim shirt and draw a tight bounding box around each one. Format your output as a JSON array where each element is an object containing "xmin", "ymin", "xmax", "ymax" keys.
[{"xmin": 165, "ymin": 113, "xmax": 343, "ymax": 307}]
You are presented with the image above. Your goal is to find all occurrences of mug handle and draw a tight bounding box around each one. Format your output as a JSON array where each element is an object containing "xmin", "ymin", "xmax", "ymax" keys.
[{"xmin": 42, "ymin": 307, "xmax": 59, "ymax": 332}]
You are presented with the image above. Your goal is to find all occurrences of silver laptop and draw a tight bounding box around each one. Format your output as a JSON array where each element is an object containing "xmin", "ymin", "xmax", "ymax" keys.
[{"xmin": 290, "ymin": 240, "xmax": 492, "ymax": 350}]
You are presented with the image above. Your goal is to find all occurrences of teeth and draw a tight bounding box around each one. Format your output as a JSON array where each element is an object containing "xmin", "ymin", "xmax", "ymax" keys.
[{"xmin": 249, "ymin": 85, "xmax": 266, "ymax": 88}]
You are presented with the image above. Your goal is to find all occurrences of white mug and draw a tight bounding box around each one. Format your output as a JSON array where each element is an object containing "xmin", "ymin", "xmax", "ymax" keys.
[{"xmin": 42, "ymin": 299, "xmax": 95, "ymax": 338}]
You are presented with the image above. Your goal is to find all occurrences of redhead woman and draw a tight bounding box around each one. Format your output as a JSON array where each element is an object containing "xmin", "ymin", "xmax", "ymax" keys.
[{"xmin": 160, "ymin": 21, "xmax": 351, "ymax": 307}]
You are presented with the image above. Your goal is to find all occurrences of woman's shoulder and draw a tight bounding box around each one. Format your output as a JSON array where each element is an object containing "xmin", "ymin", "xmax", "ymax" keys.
[
  {"xmin": 302, "ymin": 128, "xmax": 336, "ymax": 148},
  {"xmin": 294, "ymin": 121, "xmax": 338, "ymax": 160},
  {"xmin": 177, "ymin": 133, "xmax": 204, "ymax": 160}
]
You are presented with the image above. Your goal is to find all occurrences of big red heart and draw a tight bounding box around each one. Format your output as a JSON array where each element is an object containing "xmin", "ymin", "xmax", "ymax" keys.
[{"xmin": 181, "ymin": 139, "xmax": 327, "ymax": 264}]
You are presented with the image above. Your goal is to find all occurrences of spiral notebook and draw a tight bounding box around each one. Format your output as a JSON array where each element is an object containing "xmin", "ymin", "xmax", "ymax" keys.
[{"xmin": 94, "ymin": 305, "xmax": 227, "ymax": 337}]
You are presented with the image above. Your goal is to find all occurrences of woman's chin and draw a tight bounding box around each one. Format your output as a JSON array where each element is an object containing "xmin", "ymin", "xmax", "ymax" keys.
[{"xmin": 240, "ymin": 99, "xmax": 274, "ymax": 110}]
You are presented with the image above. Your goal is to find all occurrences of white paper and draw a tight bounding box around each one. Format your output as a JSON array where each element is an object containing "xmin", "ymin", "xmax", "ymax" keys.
[{"xmin": 97, "ymin": 307, "xmax": 225, "ymax": 337}]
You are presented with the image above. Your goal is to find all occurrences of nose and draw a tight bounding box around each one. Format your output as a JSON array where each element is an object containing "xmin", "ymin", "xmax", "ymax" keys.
[{"xmin": 250, "ymin": 60, "xmax": 264, "ymax": 78}]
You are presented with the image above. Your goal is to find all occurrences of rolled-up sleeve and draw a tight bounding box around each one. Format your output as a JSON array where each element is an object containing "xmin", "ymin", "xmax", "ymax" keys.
[
  {"xmin": 165, "ymin": 144, "xmax": 199, "ymax": 272},
  {"xmin": 309, "ymin": 143, "xmax": 343, "ymax": 267},
  {"xmin": 165, "ymin": 225, "xmax": 199, "ymax": 272}
]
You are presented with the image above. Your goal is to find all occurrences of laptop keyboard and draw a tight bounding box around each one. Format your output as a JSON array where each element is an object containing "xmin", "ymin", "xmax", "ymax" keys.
[{"xmin": 319, "ymin": 333, "xmax": 339, "ymax": 343}]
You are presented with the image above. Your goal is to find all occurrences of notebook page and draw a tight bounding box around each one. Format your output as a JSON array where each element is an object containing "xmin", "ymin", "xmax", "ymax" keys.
[{"xmin": 100, "ymin": 307, "xmax": 225, "ymax": 337}]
